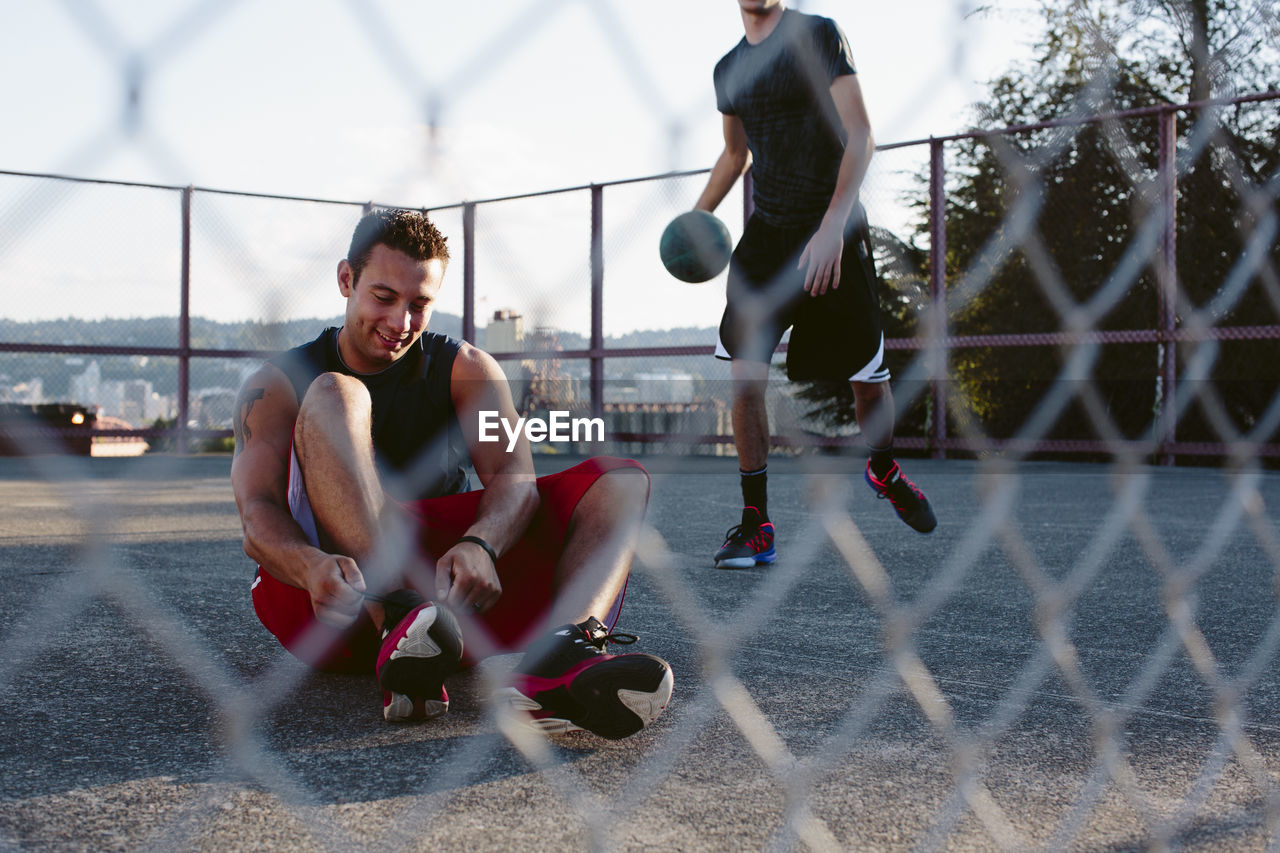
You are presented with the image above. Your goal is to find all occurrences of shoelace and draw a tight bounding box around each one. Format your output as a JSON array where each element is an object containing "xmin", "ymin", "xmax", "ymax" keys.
[
  {"xmin": 583, "ymin": 626, "xmax": 639, "ymax": 650},
  {"xmin": 875, "ymin": 476, "xmax": 925, "ymax": 510},
  {"xmin": 870, "ymin": 463, "xmax": 922, "ymax": 500},
  {"xmin": 722, "ymin": 520, "xmax": 768, "ymax": 546}
]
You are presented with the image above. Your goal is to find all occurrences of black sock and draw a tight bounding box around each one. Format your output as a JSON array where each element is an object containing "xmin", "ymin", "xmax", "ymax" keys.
[
  {"xmin": 740, "ymin": 466, "xmax": 768, "ymax": 521},
  {"xmin": 867, "ymin": 445, "xmax": 895, "ymax": 480}
]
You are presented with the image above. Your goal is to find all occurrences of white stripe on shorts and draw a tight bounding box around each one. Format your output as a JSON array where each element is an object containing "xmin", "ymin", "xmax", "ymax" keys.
[
  {"xmin": 288, "ymin": 446, "xmax": 321, "ymax": 548},
  {"xmin": 848, "ymin": 333, "xmax": 891, "ymax": 383},
  {"xmin": 714, "ymin": 329, "xmax": 889, "ymax": 381}
]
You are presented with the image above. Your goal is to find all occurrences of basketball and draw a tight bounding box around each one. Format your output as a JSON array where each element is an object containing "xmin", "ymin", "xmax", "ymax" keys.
[{"xmin": 659, "ymin": 210, "xmax": 732, "ymax": 283}]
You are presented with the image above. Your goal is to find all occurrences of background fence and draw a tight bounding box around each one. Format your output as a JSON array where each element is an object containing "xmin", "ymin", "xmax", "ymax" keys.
[{"xmin": 2, "ymin": 90, "xmax": 1278, "ymax": 465}]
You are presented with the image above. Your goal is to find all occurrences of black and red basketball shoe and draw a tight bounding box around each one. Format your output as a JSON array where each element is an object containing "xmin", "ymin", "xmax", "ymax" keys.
[
  {"xmin": 375, "ymin": 590, "xmax": 464, "ymax": 722},
  {"xmin": 713, "ymin": 506, "xmax": 776, "ymax": 569},
  {"xmin": 499, "ymin": 617, "xmax": 673, "ymax": 740},
  {"xmin": 865, "ymin": 460, "xmax": 937, "ymax": 533}
]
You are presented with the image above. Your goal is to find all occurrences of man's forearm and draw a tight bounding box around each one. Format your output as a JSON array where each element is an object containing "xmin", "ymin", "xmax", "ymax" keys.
[
  {"xmin": 461, "ymin": 475, "xmax": 539, "ymax": 557},
  {"xmin": 824, "ymin": 129, "xmax": 873, "ymax": 228},
  {"xmin": 241, "ymin": 497, "xmax": 329, "ymax": 589},
  {"xmin": 695, "ymin": 147, "xmax": 750, "ymax": 213}
]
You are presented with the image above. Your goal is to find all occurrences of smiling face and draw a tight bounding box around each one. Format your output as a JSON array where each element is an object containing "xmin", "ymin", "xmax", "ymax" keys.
[{"xmin": 335, "ymin": 243, "xmax": 445, "ymax": 374}]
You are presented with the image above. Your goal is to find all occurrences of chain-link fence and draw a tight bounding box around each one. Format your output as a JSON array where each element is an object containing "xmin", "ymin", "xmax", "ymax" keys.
[{"xmin": 3, "ymin": 1, "xmax": 1280, "ymax": 850}]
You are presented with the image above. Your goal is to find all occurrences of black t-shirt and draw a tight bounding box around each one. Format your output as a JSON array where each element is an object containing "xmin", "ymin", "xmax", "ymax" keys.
[
  {"xmin": 270, "ymin": 327, "xmax": 471, "ymax": 501},
  {"xmin": 714, "ymin": 9, "xmax": 858, "ymax": 228}
]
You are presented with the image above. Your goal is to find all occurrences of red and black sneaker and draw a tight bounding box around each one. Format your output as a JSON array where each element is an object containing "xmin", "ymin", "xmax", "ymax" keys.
[
  {"xmin": 713, "ymin": 506, "xmax": 776, "ymax": 569},
  {"xmin": 498, "ymin": 617, "xmax": 673, "ymax": 740},
  {"xmin": 375, "ymin": 590, "xmax": 464, "ymax": 723},
  {"xmin": 865, "ymin": 460, "xmax": 937, "ymax": 534}
]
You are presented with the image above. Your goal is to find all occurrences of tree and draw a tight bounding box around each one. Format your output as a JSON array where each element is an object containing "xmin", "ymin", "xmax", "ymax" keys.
[{"xmin": 803, "ymin": 0, "xmax": 1280, "ymax": 461}]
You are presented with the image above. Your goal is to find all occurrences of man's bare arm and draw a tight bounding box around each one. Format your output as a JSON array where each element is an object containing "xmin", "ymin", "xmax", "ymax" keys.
[
  {"xmin": 798, "ymin": 73, "xmax": 875, "ymax": 295},
  {"xmin": 695, "ymin": 113, "xmax": 752, "ymax": 214},
  {"xmin": 822, "ymin": 74, "xmax": 875, "ymax": 233},
  {"xmin": 431, "ymin": 345, "xmax": 540, "ymax": 612},
  {"xmin": 230, "ymin": 364, "xmax": 365, "ymax": 627}
]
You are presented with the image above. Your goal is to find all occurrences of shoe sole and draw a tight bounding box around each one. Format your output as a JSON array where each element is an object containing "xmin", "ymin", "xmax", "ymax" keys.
[
  {"xmin": 377, "ymin": 604, "xmax": 464, "ymax": 722},
  {"xmin": 500, "ymin": 655, "xmax": 674, "ymax": 740},
  {"xmin": 384, "ymin": 691, "xmax": 447, "ymax": 722},
  {"xmin": 907, "ymin": 510, "xmax": 937, "ymax": 534},
  {"xmin": 714, "ymin": 547, "xmax": 777, "ymax": 569},
  {"xmin": 715, "ymin": 555, "xmax": 776, "ymax": 569}
]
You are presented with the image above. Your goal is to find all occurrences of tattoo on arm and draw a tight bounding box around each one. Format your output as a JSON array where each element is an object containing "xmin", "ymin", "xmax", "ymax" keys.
[{"xmin": 234, "ymin": 387, "xmax": 265, "ymax": 452}]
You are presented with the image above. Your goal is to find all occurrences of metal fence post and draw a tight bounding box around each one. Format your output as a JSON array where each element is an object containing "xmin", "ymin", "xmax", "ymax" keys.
[
  {"xmin": 178, "ymin": 186, "xmax": 192, "ymax": 455},
  {"xmin": 1157, "ymin": 110, "xmax": 1178, "ymax": 466},
  {"xmin": 462, "ymin": 202, "xmax": 477, "ymax": 345},
  {"xmin": 928, "ymin": 138, "xmax": 948, "ymax": 459},
  {"xmin": 590, "ymin": 185, "xmax": 604, "ymax": 420}
]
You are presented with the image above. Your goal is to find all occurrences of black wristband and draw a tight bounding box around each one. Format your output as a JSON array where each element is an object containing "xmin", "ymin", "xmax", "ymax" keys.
[{"xmin": 457, "ymin": 535, "xmax": 498, "ymax": 566}]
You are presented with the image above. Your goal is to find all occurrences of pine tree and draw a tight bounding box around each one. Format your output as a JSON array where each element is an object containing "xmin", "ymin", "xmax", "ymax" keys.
[{"xmin": 801, "ymin": 0, "xmax": 1280, "ymax": 460}]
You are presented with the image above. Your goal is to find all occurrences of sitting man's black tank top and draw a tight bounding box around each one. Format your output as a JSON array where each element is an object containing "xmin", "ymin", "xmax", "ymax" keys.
[{"xmin": 270, "ymin": 327, "xmax": 471, "ymax": 501}]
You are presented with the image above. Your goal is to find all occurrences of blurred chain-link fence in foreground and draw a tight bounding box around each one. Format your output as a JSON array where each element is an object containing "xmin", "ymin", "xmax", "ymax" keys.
[{"xmin": 2, "ymin": 1, "xmax": 1280, "ymax": 850}]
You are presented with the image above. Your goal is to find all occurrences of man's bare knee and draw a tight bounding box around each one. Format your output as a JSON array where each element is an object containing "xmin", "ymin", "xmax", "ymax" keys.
[
  {"xmin": 295, "ymin": 372, "xmax": 373, "ymax": 450},
  {"xmin": 735, "ymin": 381, "xmax": 767, "ymax": 403},
  {"xmin": 299, "ymin": 373, "xmax": 371, "ymax": 419},
  {"xmin": 577, "ymin": 465, "xmax": 651, "ymax": 522},
  {"xmin": 303, "ymin": 371, "xmax": 369, "ymax": 404},
  {"xmin": 732, "ymin": 360, "xmax": 770, "ymax": 395}
]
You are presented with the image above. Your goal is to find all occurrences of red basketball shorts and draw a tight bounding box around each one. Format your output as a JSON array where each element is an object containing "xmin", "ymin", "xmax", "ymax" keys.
[{"xmin": 251, "ymin": 455, "xmax": 647, "ymax": 673}]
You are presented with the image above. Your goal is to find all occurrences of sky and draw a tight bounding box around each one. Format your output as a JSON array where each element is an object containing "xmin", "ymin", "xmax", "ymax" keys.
[{"xmin": 0, "ymin": 0, "xmax": 1043, "ymax": 336}]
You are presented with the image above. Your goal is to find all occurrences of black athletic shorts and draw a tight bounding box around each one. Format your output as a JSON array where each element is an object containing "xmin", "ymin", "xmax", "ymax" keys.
[{"xmin": 715, "ymin": 211, "xmax": 889, "ymax": 383}]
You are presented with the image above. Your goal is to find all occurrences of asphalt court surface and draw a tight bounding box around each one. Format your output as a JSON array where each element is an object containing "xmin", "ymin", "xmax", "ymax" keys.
[{"xmin": 0, "ymin": 451, "xmax": 1278, "ymax": 851}]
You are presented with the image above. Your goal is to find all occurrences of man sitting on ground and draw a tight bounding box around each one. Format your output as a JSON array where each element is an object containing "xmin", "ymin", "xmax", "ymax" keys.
[{"xmin": 230, "ymin": 208, "xmax": 672, "ymax": 739}]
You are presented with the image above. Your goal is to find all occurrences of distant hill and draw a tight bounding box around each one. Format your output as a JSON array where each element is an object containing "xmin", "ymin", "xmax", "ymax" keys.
[
  {"xmin": 0, "ymin": 314, "xmax": 716, "ymax": 352},
  {"xmin": 0, "ymin": 314, "xmax": 721, "ymax": 400},
  {"xmin": 0, "ymin": 313, "xmax": 464, "ymax": 352}
]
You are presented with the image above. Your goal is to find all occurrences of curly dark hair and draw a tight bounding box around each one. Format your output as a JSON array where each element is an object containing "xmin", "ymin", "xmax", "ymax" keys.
[{"xmin": 346, "ymin": 208, "xmax": 451, "ymax": 285}]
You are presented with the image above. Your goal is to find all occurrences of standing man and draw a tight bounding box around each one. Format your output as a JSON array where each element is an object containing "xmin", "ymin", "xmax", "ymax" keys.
[
  {"xmin": 695, "ymin": 0, "xmax": 936, "ymax": 569},
  {"xmin": 231, "ymin": 208, "xmax": 672, "ymax": 740}
]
